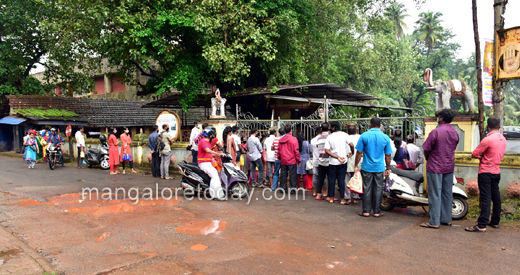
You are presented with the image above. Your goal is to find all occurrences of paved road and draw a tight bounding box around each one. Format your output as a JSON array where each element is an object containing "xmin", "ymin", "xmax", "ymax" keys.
[{"xmin": 0, "ymin": 155, "xmax": 519, "ymax": 275}]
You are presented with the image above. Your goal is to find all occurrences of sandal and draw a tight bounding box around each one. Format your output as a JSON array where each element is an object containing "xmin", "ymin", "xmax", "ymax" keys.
[
  {"xmin": 340, "ymin": 200, "xmax": 350, "ymax": 205},
  {"xmin": 316, "ymin": 197, "xmax": 325, "ymax": 200},
  {"xmin": 488, "ymin": 223, "xmax": 500, "ymax": 229},
  {"xmin": 420, "ymin": 223, "xmax": 439, "ymax": 229},
  {"xmin": 353, "ymin": 199, "xmax": 359, "ymax": 204},
  {"xmin": 441, "ymin": 222, "xmax": 452, "ymax": 226},
  {"xmin": 373, "ymin": 213, "xmax": 383, "ymax": 218},
  {"xmin": 328, "ymin": 198, "xmax": 334, "ymax": 203},
  {"xmin": 465, "ymin": 225, "xmax": 486, "ymax": 233},
  {"xmin": 358, "ymin": 212, "xmax": 369, "ymax": 217}
]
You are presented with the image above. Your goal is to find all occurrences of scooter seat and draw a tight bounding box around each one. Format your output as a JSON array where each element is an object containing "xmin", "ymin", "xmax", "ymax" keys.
[
  {"xmin": 391, "ymin": 167, "xmax": 424, "ymax": 183},
  {"xmin": 182, "ymin": 162, "xmax": 211, "ymax": 183}
]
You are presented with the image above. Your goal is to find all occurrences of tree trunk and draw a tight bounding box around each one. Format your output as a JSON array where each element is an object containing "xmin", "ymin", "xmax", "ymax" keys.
[
  {"xmin": 494, "ymin": 0, "xmax": 507, "ymax": 131},
  {"xmin": 472, "ymin": 0, "xmax": 485, "ymax": 141}
]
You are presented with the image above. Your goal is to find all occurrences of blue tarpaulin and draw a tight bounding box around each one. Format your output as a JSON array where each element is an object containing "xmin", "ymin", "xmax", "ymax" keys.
[{"xmin": 0, "ymin": 117, "xmax": 26, "ymax": 125}]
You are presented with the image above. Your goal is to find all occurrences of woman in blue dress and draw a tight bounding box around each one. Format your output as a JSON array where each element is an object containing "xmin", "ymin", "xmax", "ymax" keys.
[
  {"xmin": 24, "ymin": 130, "xmax": 39, "ymax": 169},
  {"xmin": 296, "ymin": 132, "xmax": 312, "ymax": 190}
]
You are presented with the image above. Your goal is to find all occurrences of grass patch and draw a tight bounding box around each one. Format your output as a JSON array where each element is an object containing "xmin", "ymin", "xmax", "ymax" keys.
[{"xmin": 466, "ymin": 197, "xmax": 520, "ymax": 223}]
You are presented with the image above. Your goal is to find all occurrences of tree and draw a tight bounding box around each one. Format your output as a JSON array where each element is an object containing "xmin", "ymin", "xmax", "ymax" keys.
[
  {"xmin": 384, "ymin": 2, "xmax": 408, "ymax": 39},
  {"xmin": 0, "ymin": 0, "xmax": 93, "ymax": 99},
  {"xmin": 413, "ymin": 11, "xmax": 444, "ymax": 54}
]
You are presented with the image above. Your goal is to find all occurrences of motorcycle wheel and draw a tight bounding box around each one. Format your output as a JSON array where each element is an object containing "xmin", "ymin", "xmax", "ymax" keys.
[
  {"xmin": 49, "ymin": 155, "xmax": 56, "ymax": 170},
  {"xmin": 100, "ymin": 156, "xmax": 110, "ymax": 170},
  {"xmin": 452, "ymin": 195, "xmax": 468, "ymax": 220},
  {"xmin": 380, "ymin": 197, "xmax": 395, "ymax": 211},
  {"xmin": 229, "ymin": 181, "xmax": 250, "ymax": 199}
]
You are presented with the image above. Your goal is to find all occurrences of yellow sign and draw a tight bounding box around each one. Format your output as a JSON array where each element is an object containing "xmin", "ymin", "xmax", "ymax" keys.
[
  {"xmin": 496, "ymin": 26, "xmax": 520, "ymax": 80},
  {"xmin": 155, "ymin": 110, "xmax": 181, "ymax": 141}
]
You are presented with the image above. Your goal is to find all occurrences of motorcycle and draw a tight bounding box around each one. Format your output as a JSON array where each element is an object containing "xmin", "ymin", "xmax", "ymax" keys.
[
  {"xmin": 46, "ymin": 143, "xmax": 63, "ymax": 170},
  {"xmin": 381, "ymin": 166, "xmax": 469, "ymax": 220},
  {"xmin": 178, "ymin": 153, "xmax": 250, "ymax": 199},
  {"xmin": 86, "ymin": 135, "xmax": 110, "ymax": 170}
]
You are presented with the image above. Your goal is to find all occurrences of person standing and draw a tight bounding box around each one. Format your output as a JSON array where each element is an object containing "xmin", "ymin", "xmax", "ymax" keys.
[
  {"xmin": 325, "ymin": 121, "xmax": 352, "ymax": 204},
  {"xmin": 190, "ymin": 121, "xmax": 200, "ymax": 164},
  {"xmin": 406, "ymin": 134, "xmax": 423, "ymax": 169},
  {"xmin": 148, "ymin": 125, "xmax": 161, "ymax": 177},
  {"xmin": 231, "ymin": 126, "xmax": 241, "ymax": 168},
  {"xmin": 310, "ymin": 127, "xmax": 322, "ymax": 196},
  {"xmin": 315, "ymin": 123, "xmax": 330, "ymax": 200},
  {"xmin": 420, "ymin": 109, "xmax": 459, "ymax": 229},
  {"xmin": 225, "ymin": 127, "xmax": 237, "ymax": 165},
  {"xmin": 354, "ymin": 118, "xmax": 392, "ymax": 217},
  {"xmin": 345, "ymin": 124, "xmax": 361, "ymax": 204},
  {"xmin": 247, "ymin": 129, "xmax": 265, "ymax": 188},
  {"xmin": 42, "ymin": 131, "xmax": 50, "ymax": 161},
  {"xmin": 393, "ymin": 138, "xmax": 410, "ymax": 170},
  {"xmin": 108, "ymin": 128, "xmax": 120, "ymax": 175},
  {"xmin": 279, "ymin": 124, "xmax": 301, "ymax": 194},
  {"xmin": 264, "ymin": 129, "xmax": 277, "ymax": 187},
  {"xmin": 271, "ymin": 128, "xmax": 284, "ymax": 191},
  {"xmin": 160, "ymin": 124, "xmax": 174, "ymax": 180},
  {"xmin": 75, "ymin": 127, "xmax": 86, "ymax": 169},
  {"xmin": 466, "ymin": 115, "xmax": 507, "ymax": 232},
  {"xmin": 35, "ymin": 130, "xmax": 44, "ymax": 163},
  {"xmin": 23, "ymin": 130, "xmax": 39, "ymax": 169},
  {"xmin": 120, "ymin": 127, "xmax": 136, "ymax": 174},
  {"xmin": 296, "ymin": 132, "xmax": 313, "ymax": 190}
]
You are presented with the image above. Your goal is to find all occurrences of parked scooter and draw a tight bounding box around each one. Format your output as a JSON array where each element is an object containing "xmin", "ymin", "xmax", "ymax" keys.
[
  {"xmin": 86, "ymin": 135, "xmax": 110, "ymax": 170},
  {"xmin": 178, "ymin": 153, "xmax": 250, "ymax": 199},
  {"xmin": 46, "ymin": 143, "xmax": 63, "ymax": 170},
  {"xmin": 381, "ymin": 166, "xmax": 469, "ymax": 220}
]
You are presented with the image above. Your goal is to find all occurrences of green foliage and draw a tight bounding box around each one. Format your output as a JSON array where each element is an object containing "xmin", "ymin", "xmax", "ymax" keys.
[
  {"xmin": 13, "ymin": 108, "xmax": 79, "ymax": 118},
  {"xmin": 467, "ymin": 197, "xmax": 520, "ymax": 222},
  {"xmin": 384, "ymin": 2, "xmax": 408, "ymax": 39},
  {"xmin": 0, "ymin": 0, "xmax": 94, "ymax": 98},
  {"xmin": 413, "ymin": 11, "xmax": 444, "ymax": 54}
]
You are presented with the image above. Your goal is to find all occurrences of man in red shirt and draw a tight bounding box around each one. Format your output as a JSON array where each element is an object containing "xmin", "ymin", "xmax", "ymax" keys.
[
  {"xmin": 278, "ymin": 124, "xmax": 301, "ymax": 194},
  {"xmin": 466, "ymin": 115, "xmax": 507, "ymax": 232},
  {"xmin": 198, "ymin": 128, "xmax": 226, "ymax": 200}
]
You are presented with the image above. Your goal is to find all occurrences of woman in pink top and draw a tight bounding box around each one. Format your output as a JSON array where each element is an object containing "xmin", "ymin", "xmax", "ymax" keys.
[{"xmin": 120, "ymin": 127, "xmax": 136, "ymax": 174}]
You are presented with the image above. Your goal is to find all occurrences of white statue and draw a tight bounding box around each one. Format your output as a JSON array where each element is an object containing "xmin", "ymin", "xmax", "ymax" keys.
[
  {"xmin": 210, "ymin": 89, "xmax": 227, "ymax": 119},
  {"xmin": 424, "ymin": 68, "xmax": 476, "ymax": 113}
]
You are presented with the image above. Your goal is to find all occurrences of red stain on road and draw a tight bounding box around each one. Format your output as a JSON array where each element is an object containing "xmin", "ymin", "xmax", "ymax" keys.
[
  {"xmin": 190, "ymin": 244, "xmax": 209, "ymax": 251},
  {"xmin": 94, "ymin": 232, "xmax": 111, "ymax": 242},
  {"xmin": 66, "ymin": 198, "xmax": 181, "ymax": 218},
  {"xmin": 175, "ymin": 220, "xmax": 228, "ymax": 235},
  {"xmin": 18, "ymin": 200, "xmax": 54, "ymax": 206}
]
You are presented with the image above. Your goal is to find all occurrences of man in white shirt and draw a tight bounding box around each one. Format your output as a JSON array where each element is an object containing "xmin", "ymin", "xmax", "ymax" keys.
[
  {"xmin": 231, "ymin": 126, "xmax": 241, "ymax": 167},
  {"xmin": 75, "ymin": 127, "xmax": 86, "ymax": 169},
  {"xmin": 310, "ymin": 126, "xmax": 322, "ymax": 196},
  {"xmin": 406, "ymin": 134, "xmax": 424, "ymax": 169},
  {"xmin": 264, "ymin": 129, "xmax": 277, "ymax": 186},
  {"xmin": 345, "ymin": 124, "xmax": 361, "ymax": 203},
  {"xmin": 325, "ymin": 121, "xmax": 353, "ymax": 205},
  {"xmin": 189, "ymin": 121, "xmax": 200, "ymax": 164}
]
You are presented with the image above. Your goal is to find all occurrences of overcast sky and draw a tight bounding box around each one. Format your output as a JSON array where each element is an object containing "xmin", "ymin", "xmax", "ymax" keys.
[{"xmin": 400, "ymin": 0, "xmax": 520, "ymax": 59}]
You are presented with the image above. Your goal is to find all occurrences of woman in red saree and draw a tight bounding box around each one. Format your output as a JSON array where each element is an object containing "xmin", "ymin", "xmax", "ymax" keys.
[
  {"xmin": 120, "ymin": 127, "xmax": 136, "ymax": 174},
  {"xmin": 108, "ymin": 127, "xmax": 120, "ymax": 175}
]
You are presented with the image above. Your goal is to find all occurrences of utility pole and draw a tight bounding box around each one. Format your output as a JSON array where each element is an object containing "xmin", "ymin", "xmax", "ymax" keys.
[
  {"xmin": 472, "ymin": 0, "xmax": 485, "ymax": 141},
  {"xmin": 493, "ymin": 0, "xmax": 507, "ymax": 130}
]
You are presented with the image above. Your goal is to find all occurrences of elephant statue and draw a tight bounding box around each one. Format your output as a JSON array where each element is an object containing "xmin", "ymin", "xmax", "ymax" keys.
[{"xmin": 424, "ymin": 68, "xmax": 476, "ymax": 114}]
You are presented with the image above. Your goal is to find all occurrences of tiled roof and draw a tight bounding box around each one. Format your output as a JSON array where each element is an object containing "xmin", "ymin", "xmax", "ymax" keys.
[{"xmin": 3, "ymin": 95, "xmax": 235, "ymax": 127}]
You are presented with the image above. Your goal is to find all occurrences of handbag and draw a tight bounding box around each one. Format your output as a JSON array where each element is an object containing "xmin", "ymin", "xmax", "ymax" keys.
[
  {"xmin": 80, "ymin": 151, "xmax": 85, "ymax": 158},
  {"xmin": 346, "ymin": 171, "xmax": 363, "ymax": 194},
  {"xmin": 122, "ymin": 154, "xmax": 132, "ymax": 161},
  {"xmin": 186, "ymin": 145, "xmax": 192, "ymax": 151},
  {"xmin": 402, "ymin": 149, "xmax": 416, "ymax": 170},
  {"xmin": 240, "ymin": 155, "xmax": 245, "ymax": 167}
]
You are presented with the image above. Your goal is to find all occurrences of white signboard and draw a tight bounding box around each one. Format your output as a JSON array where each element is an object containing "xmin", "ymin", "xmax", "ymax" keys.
[{"xmin": 155, "ymin": 110, "xmax": 181, "ymax": 141}]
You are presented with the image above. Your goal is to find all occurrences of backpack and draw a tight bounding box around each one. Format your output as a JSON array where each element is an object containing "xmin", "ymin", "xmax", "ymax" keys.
[{"xmin": 157, "ymin": 131, "xmax": 166, "ymax": 151}]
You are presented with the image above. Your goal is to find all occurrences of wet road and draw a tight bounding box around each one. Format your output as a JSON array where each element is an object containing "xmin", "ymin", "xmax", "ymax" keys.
[{"xmin": 0, "ymin": 155, "xmax": 519, "ymax": 275}]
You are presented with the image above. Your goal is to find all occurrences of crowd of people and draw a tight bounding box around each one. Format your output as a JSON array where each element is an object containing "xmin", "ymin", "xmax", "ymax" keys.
[{"xmin": 20, "ymin": 110, "xmax": 509, "ymax": 230}]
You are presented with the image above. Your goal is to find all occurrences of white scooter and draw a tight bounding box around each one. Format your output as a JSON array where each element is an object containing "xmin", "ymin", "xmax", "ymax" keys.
[{"xmin": 380, "ymin": 164, "xmax": 468, "ymax": 220}]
